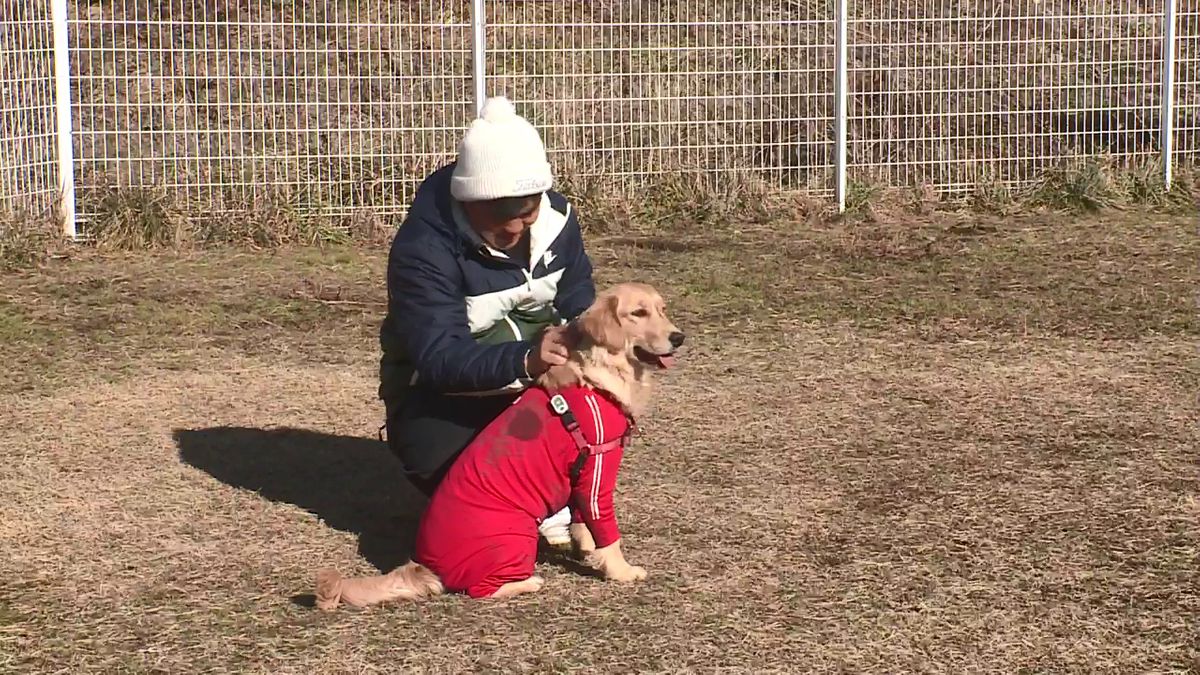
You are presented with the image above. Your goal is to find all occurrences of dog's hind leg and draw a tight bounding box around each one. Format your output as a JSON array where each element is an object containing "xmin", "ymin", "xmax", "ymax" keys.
[
  {"xmin": 489, "ymin": 575, "xmax": 545, "ymax": 599},
  {"xmin": 315, "ymin": 562, "xmax": 444, "ymax": 610}
]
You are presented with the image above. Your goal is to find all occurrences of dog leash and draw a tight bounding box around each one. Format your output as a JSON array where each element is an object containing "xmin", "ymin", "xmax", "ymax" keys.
[{"xmin": 548, "ymin": 393, "xmax": 633, "ymax": 482}]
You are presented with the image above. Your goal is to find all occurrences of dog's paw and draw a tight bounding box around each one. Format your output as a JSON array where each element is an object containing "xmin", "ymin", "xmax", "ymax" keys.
[{"xmin": 605, "ymin": 564, "xmax": 648, "ymax": 583}]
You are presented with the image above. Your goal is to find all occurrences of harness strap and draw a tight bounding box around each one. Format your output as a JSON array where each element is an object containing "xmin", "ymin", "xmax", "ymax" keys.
[{"xmin": 549, "ymin": 393, "xmax": 634, "ymax": 482}]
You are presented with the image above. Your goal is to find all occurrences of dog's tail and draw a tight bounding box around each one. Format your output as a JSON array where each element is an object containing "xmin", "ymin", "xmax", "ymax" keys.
[{"xmin": 315, "ymin": 562, "xmax": 444, "ymax": 611}]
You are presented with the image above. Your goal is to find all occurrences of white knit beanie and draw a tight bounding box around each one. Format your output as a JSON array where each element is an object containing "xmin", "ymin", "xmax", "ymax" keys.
[{"xmin": 450, "ymin": 96, "xmax": 554, "ymax": 202}]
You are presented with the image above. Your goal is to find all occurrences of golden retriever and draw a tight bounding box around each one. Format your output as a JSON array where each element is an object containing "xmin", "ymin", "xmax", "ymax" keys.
[{"xmin": 313, "ymin": 282, "xmax": 683, "ymax": 608}]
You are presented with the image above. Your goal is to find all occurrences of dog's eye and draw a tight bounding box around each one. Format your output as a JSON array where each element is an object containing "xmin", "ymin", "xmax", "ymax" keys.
[{"xmin": 631, "ymin": 308, "xmax": 649, "ymax": 318}]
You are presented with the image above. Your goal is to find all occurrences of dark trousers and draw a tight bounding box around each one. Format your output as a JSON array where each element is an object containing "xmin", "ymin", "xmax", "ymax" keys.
[{"xmin": 384, "ymin": 390, "xmax": 518, "ymax": 498}]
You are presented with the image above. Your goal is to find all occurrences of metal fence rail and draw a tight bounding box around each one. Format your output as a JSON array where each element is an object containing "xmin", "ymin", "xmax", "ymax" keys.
[{"xmin": 0, "ymin": 1, "xmax": 1195, "ymax": 237}]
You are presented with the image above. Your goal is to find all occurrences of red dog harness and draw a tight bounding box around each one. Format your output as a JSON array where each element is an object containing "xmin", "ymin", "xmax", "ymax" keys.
[{"xmin": 549, "ymin": 393, "xmax": 635, "ymax": 482}]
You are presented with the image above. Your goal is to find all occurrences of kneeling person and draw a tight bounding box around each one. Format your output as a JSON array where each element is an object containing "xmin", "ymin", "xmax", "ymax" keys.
[{"xmin": 379, "ymin": 96, "xmax": 596, "ymax": 545}]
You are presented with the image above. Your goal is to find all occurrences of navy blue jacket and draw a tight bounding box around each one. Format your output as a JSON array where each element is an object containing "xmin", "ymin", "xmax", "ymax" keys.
[{"xmin": 379, "ymin": 163, "xmax": 596, "ymax": 403}]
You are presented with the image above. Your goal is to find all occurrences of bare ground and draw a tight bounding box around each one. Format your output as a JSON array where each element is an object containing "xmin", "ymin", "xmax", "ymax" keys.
[{"xmin": 0, "ymin": 209, "xmax": 1197, "ymax": 673}]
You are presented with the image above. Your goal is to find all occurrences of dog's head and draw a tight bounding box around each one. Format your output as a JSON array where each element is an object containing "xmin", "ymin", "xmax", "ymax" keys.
[{"xmin": 576, "ymin": 282, "xmax": 685, "ymax": 369}]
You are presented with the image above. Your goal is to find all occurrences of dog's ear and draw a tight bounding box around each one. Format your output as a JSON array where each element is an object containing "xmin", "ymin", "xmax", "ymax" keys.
[{"xmin": 577, "ymin": 294, "xmax": 624, "ymax": 351}]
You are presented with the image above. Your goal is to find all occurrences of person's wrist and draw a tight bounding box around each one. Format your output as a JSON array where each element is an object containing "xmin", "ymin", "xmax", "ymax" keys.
[{"xmin": 522, "ymin": 348, "xmax": 534, "ymax": 379}]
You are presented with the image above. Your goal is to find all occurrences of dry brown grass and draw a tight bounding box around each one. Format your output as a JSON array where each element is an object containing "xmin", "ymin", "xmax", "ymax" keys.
[
  {"xmin": 0, "ymin": 209, "xmax": 60, "ymax": 271},
  {"xmin": 1, "ymin": 209, "xmax": 1198, "ymax": 672}
]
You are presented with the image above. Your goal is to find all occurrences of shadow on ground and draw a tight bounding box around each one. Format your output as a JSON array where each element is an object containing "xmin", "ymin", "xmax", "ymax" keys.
[
  {"xmin": 174, "ymin": 426, "xmax": 599, "ymax": 586},
  {"xmin": 174, "ymin": 426, "xmax": 423, "ymax": 573}
]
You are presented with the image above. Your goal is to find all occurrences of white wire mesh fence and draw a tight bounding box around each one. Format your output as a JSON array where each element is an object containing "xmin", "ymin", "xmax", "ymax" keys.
[
  {"xmin": 486, "ymin": 2, "xmax": 835, "ymax": 192},
  {"xmin": 1178, "ymin": 6, "xmax": 1200, "ymax": 162},
  {"xmin": 70, "ymin": 0, "xmax": 473, "ymax": 222},
  {"xmin": 848, "ymin": 0, "xmax": 1168, "ymax": 191},
  {"xmin": 0, "ymin": 1, "xmax": 1196, "ymax": 232},
  {"xmin": 0, "ymin": 3, "xmax": 59, "ymax": 220}
]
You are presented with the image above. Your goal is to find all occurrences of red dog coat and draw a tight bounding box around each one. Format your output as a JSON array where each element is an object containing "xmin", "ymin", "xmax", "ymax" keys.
[{"xmin": 413, "ymin": 384, "xmax": 632, "ymax": 598}]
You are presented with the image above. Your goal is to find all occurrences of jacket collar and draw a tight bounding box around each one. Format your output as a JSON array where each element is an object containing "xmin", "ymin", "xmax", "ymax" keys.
[{"xmin": 450, "ymin": 193, "xmax": 565, "ymax": 270}]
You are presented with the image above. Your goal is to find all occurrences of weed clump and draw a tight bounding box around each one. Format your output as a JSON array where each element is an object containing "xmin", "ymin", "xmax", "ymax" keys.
[{"xmin": 1, "ymin": 209, "xmax": 58, "ymax": 271}]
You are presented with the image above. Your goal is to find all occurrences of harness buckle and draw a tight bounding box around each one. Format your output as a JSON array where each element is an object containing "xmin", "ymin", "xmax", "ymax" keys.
[
  {"xmin": 549, "ymin": 391, "xmax": 635, "ymax": 483},
  {"xmin": 550, "ymin": 393, "xmax": 592, "ymax": 482},
  {"xmin": 549, "ymin": 394, "xmax": 570, "ymax": 416}
]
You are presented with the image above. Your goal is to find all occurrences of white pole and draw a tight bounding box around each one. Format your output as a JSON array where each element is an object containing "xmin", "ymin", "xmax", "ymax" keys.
[
  {"xmin": 470, "ymin": 0, "xmax": 486, "ymax": 116},
  {"xmin": 50, "ymin": 0, "xmax": 76, "ymax": 239},
  {"xmin": 1161, "ymin": 0, "xmax": 1177, "ymax": 191},
  {"xmin": 834, "ymin": 0, "xmax": 849, "ymax": 213}
]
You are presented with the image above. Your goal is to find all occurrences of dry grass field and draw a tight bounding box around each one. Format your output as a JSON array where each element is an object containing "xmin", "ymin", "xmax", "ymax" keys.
[
  {"xmin": 1, "ymin": 205, "xmax": 1197, "ymax": 672},
  {"xmin": 1, "ymin": 0, "xmax": 1197, "ymax": 671}
]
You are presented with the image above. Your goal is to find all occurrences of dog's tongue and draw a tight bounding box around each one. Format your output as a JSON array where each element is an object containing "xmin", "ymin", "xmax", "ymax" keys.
[{"xmin": 657, "ymin": 354, "xmax": 676, "ymax": 369}]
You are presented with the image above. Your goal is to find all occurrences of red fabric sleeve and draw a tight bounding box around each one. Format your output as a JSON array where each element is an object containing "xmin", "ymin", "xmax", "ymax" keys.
[{"xmin": 570, "ymin": 445, "xmax": 624, "ymax": 549}]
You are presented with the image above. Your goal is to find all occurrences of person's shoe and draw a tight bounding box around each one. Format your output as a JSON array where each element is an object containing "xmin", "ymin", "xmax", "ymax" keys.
[{"xmin": 538, "ymin": 507, "xmax": 572, "ymax": 547}]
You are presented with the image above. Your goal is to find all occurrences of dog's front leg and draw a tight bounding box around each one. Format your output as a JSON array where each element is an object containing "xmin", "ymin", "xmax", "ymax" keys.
[
  {"xmin": 571, "ymin": 516, "xmax": 647, "ymax": 582},
  {"xmin": 569, "ymin": 521, "xmax": 595, "ymax": 557},
  {"xmin": 569, "ymin": 443, "xmax": 644, "ymax": 582},
  {"xmin": 587, "ymin": 538, "xmax": 647, "ymax": 582}
]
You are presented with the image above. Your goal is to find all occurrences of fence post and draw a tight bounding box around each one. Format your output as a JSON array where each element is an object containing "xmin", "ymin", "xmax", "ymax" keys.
[
  {"xmin": 1161, "ymin": 0, "xmax": 1177, "ymax": 190},
  {"xmin": 470, "ymin": 0, "xmax": 486, "ymax": 116},
  {"xmin": 834, "ymin": 0, "xmax": 849, "ymax": 213},
  {"xmin": 50, "ymin": 0, "xmax": 77, "ymax": 238}
]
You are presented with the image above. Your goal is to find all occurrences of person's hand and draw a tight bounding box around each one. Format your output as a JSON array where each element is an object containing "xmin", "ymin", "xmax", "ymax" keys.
[{"xmin": 525, "ymin": 325, "xmax": 573, "ymax": 378}]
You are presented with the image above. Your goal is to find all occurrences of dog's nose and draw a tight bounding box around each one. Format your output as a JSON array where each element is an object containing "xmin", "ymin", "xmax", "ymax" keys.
[{"xmin": 668, "ymin": 331, "xmax": 686, "ymax": 348}]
